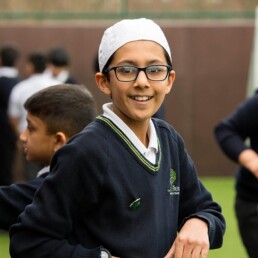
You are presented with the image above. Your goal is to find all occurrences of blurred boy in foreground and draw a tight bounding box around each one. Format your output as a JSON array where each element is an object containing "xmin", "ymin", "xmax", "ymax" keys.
[{"xmin": 0, "ymin": 84, "xmax": 96, "ymax": 231}]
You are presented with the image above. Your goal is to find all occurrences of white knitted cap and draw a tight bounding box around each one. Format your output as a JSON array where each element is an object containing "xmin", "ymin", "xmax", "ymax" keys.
[{"xmin": 98, "ymin": 18, "xmax": 172, "ymax": 72}]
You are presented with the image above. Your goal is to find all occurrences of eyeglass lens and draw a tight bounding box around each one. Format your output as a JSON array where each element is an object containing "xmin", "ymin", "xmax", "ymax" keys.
[{"xmin": 115, "ymin": 65, "xmax": 170, "ymax": 82}]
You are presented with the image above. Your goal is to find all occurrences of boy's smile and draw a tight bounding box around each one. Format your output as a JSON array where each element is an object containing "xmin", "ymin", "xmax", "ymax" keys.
[{"xmin": 130, "ymin": 95, "xmax": 152, "ymax": 102}]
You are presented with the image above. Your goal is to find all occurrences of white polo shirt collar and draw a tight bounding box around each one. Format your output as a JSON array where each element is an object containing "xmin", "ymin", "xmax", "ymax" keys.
[
  {"xmin": 0, "ymin": 67, "xmax": 18, "ymax": 78},
  {"xmin": 102, "ymin": 103, "xmax": 158, "ymax": 163}
]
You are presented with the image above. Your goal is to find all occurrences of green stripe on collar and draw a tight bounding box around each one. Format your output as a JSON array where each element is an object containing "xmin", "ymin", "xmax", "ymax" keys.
[{"xmin": 97, "ymin": 115, "xmax": 161, "ymax": 172}]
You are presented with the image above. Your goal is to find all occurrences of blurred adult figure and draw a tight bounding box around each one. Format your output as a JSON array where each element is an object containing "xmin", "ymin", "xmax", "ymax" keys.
[
  {"xmin": 8, "ymin": 51, "xmax": 59, "ymax": 181},
  {"xmin": 46, "ymin": 47, "xmax": 78, "ymax": 84},
  {"xmin": 214, "ymin": 93, "xmax": 258, "ymax": 258},
  {"xmin": 0, "ymin": 44, "xmax": 20, "ymax": 185}
]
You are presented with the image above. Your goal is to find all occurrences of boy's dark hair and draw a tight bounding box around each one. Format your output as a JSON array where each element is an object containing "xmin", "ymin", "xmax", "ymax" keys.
[
  {"xmin": 28, "ymin": 52, "xmax": 46, "ymax": 73},
  {"xmin": 0, "ymin": 45, "xmax": 20, "ymax": 67},
  {"xmin": 93, "ymin": 53, "xmax": 99, "ymax": 73},
  {"xmin": 24, "ymin": 84, "xmax": 97, "ymax": 138},
  {"xmin": 47, "ymin": 47, "xmax": 70, "ymax": 67}
]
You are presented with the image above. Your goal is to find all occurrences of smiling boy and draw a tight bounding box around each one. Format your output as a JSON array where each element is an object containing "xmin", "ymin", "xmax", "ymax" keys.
[{"xmin": 10, "ymin": 19, "xmax": 225, "ymax": 258}]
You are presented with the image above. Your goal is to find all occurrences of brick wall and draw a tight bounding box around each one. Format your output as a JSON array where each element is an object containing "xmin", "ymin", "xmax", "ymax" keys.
[{"xmin": 0, "ymin": 19, "xmax": 254, "ymax": 176}]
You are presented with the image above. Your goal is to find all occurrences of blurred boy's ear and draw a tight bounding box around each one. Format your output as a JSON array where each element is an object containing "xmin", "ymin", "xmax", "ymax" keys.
[
  {"xmin": 95, "ymin": 72, "xmax": 111, "ymax": 96},
  {"xmin": 54, "ymin": 132, "xmax": 68, "ymax": 152}
]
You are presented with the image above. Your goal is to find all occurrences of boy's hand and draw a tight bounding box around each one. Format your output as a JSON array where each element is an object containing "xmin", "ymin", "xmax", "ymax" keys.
[
  {"xmin": 238, "ymin": 149, "xmax": 258, "ymax": 179},
  {"xmin": 164, "ymin": 218, "xmax": 209, "ymax": 258}
]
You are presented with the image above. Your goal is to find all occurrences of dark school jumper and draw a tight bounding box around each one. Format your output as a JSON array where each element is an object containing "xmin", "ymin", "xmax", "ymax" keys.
[{"xmin": 10, "ymin": 117, "xmax": 225, "ymax": 258}]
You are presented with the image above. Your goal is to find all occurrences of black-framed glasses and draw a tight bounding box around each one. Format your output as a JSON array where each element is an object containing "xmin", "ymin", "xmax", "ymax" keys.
[{"xmin": 104, "ymin": 65, "xmax": 172, "ymax": 82}]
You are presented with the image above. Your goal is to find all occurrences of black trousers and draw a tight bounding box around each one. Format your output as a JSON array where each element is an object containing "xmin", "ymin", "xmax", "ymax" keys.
[{"xmin": 235, "ymin": 196, "xmax": 258, "ymax": 258}]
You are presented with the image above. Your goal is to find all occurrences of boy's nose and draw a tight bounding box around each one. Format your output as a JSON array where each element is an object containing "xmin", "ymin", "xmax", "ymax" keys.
[
  {"xmin": 19, "ymin": 130, "xmax": 26, "ymax": 142},
  {"xmin": 134, "ymin": 70, "xmax": 150, "ymax": 87}
]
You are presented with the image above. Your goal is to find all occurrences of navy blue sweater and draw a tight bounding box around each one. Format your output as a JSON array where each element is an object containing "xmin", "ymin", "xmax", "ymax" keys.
[
  {"xmin": 10, "ymin": 117, "xmax": 225, "ymax": 258},
  {"xmin": 0, "ymin": 173, "xmax": 48, "ymax": 231},
  {"xmin": 214, "ymin": 94, "xmax": 258, "ymax": 201}
]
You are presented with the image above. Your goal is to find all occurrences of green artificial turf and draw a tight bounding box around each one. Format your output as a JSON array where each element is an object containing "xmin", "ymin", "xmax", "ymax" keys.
[
  {"xmin": 0, "ymin": 177, "xmax": 248, "ymax": 258},
  {"xmin": 201, "ymin": 177, "xmax": 248, "ymax": 258},
  {"xmin": 0, "ymin": 231, "xmax": 10, "ymax": 258}
]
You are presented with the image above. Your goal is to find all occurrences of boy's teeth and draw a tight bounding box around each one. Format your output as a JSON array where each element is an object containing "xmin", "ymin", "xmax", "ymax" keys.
[{"xmin": 134, "ymin": 96, "xmax": 149, "ymax": 101}]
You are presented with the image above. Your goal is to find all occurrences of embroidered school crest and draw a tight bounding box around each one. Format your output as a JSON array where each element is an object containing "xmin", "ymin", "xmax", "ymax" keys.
[{"xmin": 168, "ymin": 169, "xmax": 180, "ymax": 195}]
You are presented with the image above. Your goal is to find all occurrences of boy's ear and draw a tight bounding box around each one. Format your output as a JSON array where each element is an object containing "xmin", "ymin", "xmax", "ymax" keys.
[
  {"xmin": 165, "ymin": 70, "xmax": 176, "ymax": 94},
  {"xmin": 95, "ymin": 72, "xmax": 111, "ymax": 96},
  {"xmin": 53, "ymin": 132, "xmax": 68, "ymax": 152}
]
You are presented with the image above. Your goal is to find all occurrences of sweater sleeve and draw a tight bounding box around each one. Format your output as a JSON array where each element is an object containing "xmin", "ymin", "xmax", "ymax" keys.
[
  {"xmin": 176, "ymin": 134, "xmax": 226, "ymax": 249},
  {"xmin": 214, "ymin": 95, "xmax": 258, "ymax": 162},
  {"xmin": 0, "ymin": 175, "xmax": 46, "ymax": 231},
  {"xmin": 10, "ymin": 137, "xmax": 107, "ymax": 258}
]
